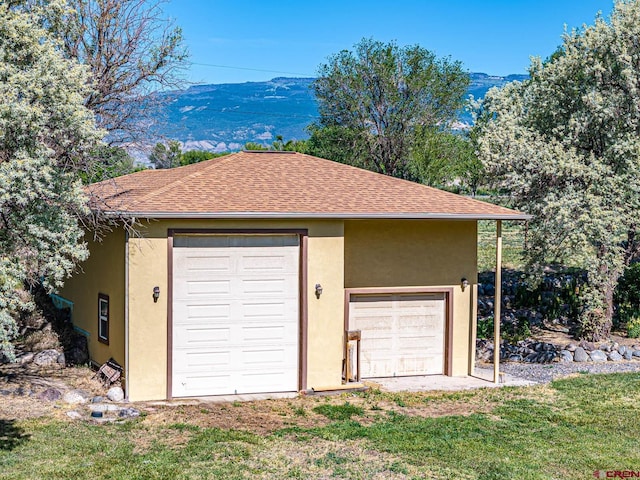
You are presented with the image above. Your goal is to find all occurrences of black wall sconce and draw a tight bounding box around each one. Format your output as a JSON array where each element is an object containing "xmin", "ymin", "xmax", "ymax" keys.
[
  {"xmin": 153, "ymin": 286, "xmax": 160, "ymax": 302},
  {"xmin": 461, "ymin": 278, "xmax": 469, "ymax": 291},
  {"xmin": 315, "ymin": 283, "xmax": 323, "ymax": 299}
]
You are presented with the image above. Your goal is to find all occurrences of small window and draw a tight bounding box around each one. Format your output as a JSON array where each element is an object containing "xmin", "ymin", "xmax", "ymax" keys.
[{"xmin": 98, "ymin": 293, "xmax": 109, "ymax": 344}]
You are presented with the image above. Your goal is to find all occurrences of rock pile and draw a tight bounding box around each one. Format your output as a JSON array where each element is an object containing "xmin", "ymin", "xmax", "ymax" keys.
[
  {"xmin": 476, "ymin": 339, "xmax": 640, "ymax": 364},
  {"xmin": 477, "ymin": 270, "xmax": 583, "ymax": 338},
  {"xmin": 559, "ymin": 341, "xmax": 640, "ymax": 363}
]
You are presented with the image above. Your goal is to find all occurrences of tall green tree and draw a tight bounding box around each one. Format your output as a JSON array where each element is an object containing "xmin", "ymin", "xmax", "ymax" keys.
[
  {"xmin": 0, "ymin": 5, "xmax": 102, "ymax": 358},
  {"xmin": 475, "ymin": 0, "xmax": 640, "ymax": 340},
  {"xmin": 311, "ymin": 38, "xmax": 469, "ymax": 178},
  {"xmin": 149, "ymin": 141, "xmax": 182, "ymax": 169},
  {"xmin": 271, "ymin": 135, "xmax": 308, "ymax": 153},
  {"xmin": 82, "ymin": 146, "xmax": 143, "ymax": 183},
  {"xmin": 410, "ymin": 128, "xmax": 483, "ymax": 194}
]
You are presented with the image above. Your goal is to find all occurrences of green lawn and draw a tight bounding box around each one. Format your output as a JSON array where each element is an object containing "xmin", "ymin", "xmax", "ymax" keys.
[
  {"xmin": 2, "ymin": 373, "xmax": 640, "ymax": 479},
  {"xmin": 477, "ymin": 220, "xmax": 526, "ymax": 272}
]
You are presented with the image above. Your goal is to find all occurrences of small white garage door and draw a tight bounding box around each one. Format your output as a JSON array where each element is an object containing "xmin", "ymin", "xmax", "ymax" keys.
[
  {"xmin": 349, "ymin": 293, "xmax": 446, "ymax": 378},
  {"xmin": 172, "ymin": 234, "xmax": 299, "ymax": 397}
]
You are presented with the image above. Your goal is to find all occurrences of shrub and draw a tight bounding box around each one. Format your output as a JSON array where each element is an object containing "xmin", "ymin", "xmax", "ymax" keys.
[
  {"xmin": 477, "ymin": 316, "xmax": 494, "ymax": 339},
  {"xmin": 477, "ymin": 315, "xmax": 530, "ymax": 342},
  {"xmin": 627, "ymin": 317, "xmax": 640, "ymax": 339},
  {"xmin": 503, "ymin": 317, "xmax": 531, "ymax": 343}
]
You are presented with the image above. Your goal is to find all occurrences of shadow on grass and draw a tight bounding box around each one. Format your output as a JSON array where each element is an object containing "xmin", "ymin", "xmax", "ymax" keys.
[{"xmin": 0, "ymin": 419, "xmax": 30, "ymax": 451}]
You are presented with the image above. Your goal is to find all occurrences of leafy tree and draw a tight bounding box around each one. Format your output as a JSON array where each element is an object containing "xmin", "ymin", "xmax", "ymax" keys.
[
  {"xmin": 180, "ymin": 150, "xmax": 214, "ymax": 165},
  {"xmin": 271, "ymin": 135, "xmax": 308, "ymax": 153},
  {"xmin": 242, "ymin": 136, "xmax": 307, "ymax": 153},
  {"xmin": 18, "ymin": 0, "xmax": 188, "ymax": 144},
  {"xmin": 410, "ymin": 128, "xmax": 483, "ymax": 194},
  {"xmin": 475, "ymin": 0, "xmax": 640, "ymax": 340},
  {"xmin": 243, "ymin": 142, "xmax": 269, "ymax": 151},
  {"xmin": 312, "ymin": 38, "xmax": 469, "ymax": 178},
  {"xmin": 306, "ymin": 124, "xmax": 367, "ymax": 165},
  {"xmin": 149, "ymin": 141, "xmax": 181, "ymax": 169},
  {"xmin": 0, "ymin": 6, "xmax": 101, "ymax": 358},
  {"xmin": 81, "ymin": 146, "xmax": 143, "ymax": 183}
]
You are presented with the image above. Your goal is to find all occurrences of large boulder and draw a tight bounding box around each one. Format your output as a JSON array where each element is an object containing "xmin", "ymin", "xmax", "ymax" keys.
[
  {"xmin": 579, "ymin": 341, "xmax": 596, "ymax": 351},
  {"xmin": 65, "ymin": 335, "xmax": 89, "ymax": 366},
  {"xmin": 37, "ymin": 388, "xmax": 62, "ymax": 401},
  {"xmin": 559, "ymin": 350, "xmax": 574, "ymax": 362},
  {"xmin": 17, "ymin": 352, "xmax": 35, "ymax": 364},
  {"xmin": 608, "ymin": 351, "xmax": 623, "ymax": 361},
  {"xmin": 118, "ymin": 408, "xmax": 140, "ymax": 419},
  {"xmin": 573, "ymin": 347, "xmax": 589, "ymax": 362},
  {"xmin": 107, "ymin": 386, "xmax": 125, "ymax": 402},
  {"xmin": 589, "ymin": 350, "xmax": 607, "ymax": 362},
  {"xmin": 63, "ymin": 389, "xmax": 91, "ymax": 405},
  {"xmin": 33, "ymin": 349, "xmax": 61, "ymax": 366}
]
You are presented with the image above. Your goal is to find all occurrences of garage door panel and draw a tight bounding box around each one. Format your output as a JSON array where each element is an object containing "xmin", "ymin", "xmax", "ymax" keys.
[
  {"xmin": 243, "ymin": 347, "xmax": 290, "ymax": 365},
  {"xmin": 172, "ymin": 235, "xmax": 299, "ymax": 397},
  {"xmin": 174, "ymin": 326, "xmax": 231, "ymax": 347},
  {"xmin": 397, "ymin": 314, "xmax": 430, "ymax": 328},
  {"xmin": 184, "ymin": 280, "xmax": 231, "ymax": 296},
  {"xmin": 240, "ymin": 254, "xmax": 291, "ymax": 272},
  {"xmin": 242, "ymin": 278, "xmax": 286, "ymax": 295},
  {"xmin": 350, "ymin": 293, "xmax": 446, "ymax": 378},
  {"xmin": 241, "ymin": 324, "xmax": 289, "ymax": 341},
  {"xmin": 242, "ymin": 299, "xmax": 297, "ymax": 319},
  {"xmin": 185, "ymin": 303, "xmax": 231, "ymax": 320},
  {"xmin": 179, "ymin": 374, "xmax": 232, "ymax": 397},
  {"xmin": 399, "ymin": 334, "xmax": 442, "ymax": 351},
  {"xmin": 180, "ymin": 255, "xmax": 232, "ymax": 272},
  {"xmin": 239, "ymin": 371, "xmax": 296, "ymax": 390},
  {"xmin": 180, "ymin": 350, "xmax": 231, "ymax": 368}
]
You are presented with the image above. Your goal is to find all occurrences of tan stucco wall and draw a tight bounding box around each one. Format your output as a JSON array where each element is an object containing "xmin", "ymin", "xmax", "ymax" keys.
[
  {"xmin": 126, "ymin": 219, "xmax": 345, "ymax": 401},
  {"xmin": 63, "ymin": 217, "xmax": 479, "ymax": 401},
  {"xmin": 61, "ymin": 229, "xmax": 126, "ymax": 369},
  {"xmin": 344, "ymin": 220, "xmax": 478, "ymax": 376}
]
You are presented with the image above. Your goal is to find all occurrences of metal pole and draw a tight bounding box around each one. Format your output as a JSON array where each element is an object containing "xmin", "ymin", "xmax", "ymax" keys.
[{"xmin": 494, "ymin": 220, "xmax": 502, "ymax": 384}]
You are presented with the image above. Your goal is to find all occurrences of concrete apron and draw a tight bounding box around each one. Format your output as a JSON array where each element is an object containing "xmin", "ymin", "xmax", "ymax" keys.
[{"xmin": 364, "ymin": 368, "xmax": 536, "ymax": 393}]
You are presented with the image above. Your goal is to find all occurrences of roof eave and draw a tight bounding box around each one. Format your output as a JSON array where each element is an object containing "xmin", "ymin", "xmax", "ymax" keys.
[{"xmin": 100, "ymin": 211, "xmax": 532, "ymax": 221}]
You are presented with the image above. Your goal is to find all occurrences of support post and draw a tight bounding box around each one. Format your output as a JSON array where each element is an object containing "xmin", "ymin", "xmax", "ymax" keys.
[{"xmin": 494, "ymin": 220, "xmax": 502, "ymax": 384}]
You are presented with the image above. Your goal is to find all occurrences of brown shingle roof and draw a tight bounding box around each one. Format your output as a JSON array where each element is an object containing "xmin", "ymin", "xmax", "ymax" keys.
[{"xmin": 88, "ymin": 151, "xmax": 528, "ymax": 220}]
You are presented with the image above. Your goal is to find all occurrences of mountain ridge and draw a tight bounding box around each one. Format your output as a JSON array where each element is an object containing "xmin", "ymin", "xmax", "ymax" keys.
[{"xmin": 152, "ymin": 73, "xmax": 528, "ymax": 152}]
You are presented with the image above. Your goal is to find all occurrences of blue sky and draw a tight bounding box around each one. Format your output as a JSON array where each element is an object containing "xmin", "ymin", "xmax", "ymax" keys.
[{"xmin": 163, "ymin": 0, "xmax": 615, "ymax": 85}]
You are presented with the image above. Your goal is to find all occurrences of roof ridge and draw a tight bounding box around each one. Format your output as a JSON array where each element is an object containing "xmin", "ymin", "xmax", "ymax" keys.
[{"xmin": 126, "ymin": 153, "xmax": 241, "ymax": 210}]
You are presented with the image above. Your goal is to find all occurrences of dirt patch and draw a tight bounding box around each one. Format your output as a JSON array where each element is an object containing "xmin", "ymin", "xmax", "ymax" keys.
[
  {"xmin": 138, "ymin": 398, "xmax": 335, "ymax": 434},
  {"xmin": 0, "ymin": 355, "xmax": 558, "ymax": 434},
  {"xmin": 0, "ymin": 362, "xmax": 105, "ymax": 420}
]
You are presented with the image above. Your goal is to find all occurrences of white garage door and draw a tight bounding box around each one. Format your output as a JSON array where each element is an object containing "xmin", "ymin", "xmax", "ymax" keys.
[
  {"xmin": 349, "ymin": 293, "xmax": 446, "ymax": 378},
  {"xmin": 172, "ymin": 234, "xmax": 299, "ymax": 397}
]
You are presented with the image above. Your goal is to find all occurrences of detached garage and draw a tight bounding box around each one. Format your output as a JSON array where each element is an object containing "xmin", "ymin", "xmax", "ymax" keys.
[{"xmin": 62, "ymin": 151, "xmax": 527, "ymax": 401}]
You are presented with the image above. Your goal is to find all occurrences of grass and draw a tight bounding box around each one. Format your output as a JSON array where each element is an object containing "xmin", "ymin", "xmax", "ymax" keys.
[
  {"xmin": 478, "ymin": 220, "xmax": 526, "ymax": 271},
  {"xmin": 2, "ymin": 373, "xmax": 640, "ymax": 479},
  {"xmin": 312, "ymin": 402, "xmax": 364, "ymax": 421}
]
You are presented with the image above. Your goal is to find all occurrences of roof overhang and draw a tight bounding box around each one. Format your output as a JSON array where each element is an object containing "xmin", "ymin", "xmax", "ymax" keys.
[{"xmin": 100, "ymin": 211, "xmax": 532, "ymax": 221}]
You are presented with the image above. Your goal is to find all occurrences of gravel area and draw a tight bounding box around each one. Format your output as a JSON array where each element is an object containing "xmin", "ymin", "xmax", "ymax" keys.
[{"xmin": 477, "ymin": 361, "xmax": 640, "ymax": 384}]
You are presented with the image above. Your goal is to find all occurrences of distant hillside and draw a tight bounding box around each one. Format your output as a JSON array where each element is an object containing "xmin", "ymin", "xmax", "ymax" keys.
[{"xmin": 151, "ymin": 73, "xmax": 527, "ymax": 152}]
